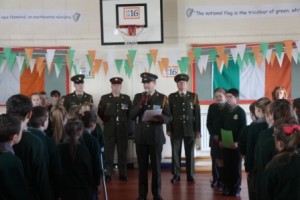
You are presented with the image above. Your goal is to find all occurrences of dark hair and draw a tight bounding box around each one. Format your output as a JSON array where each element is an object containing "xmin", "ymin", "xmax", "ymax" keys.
[
  {"xmin": 28, "ymin": 106, "xmax": 49, "ymax": 128},
  {"xmin": 226, "ymin": 88, "xmax": 239, "ymax": 98},
  {"xmin": 272, "ymin": 99, "xmax": 295, "ymax": 121},
  {"xmin": 272, "ymin": 86, "xmax": 288, "ymax": 100},
  {"xmin": 81, "ymin": 110, "xmax": 97, "ymax": 128},
  {"xmin": 249, "ymin": 101, "xmax": 257, "ymax": 120},
  {"xmin": 293, "ymin": 98, "xmax": 300, "ymax": 109},
  {"xmin": 6, "ymin": 94, "xmax": 33, "ymax": 120},
  {"xmin": 50, "ymin": 90, "xmax": 61, "ymax": 97},
  {"xmin": 255, "ymin": 97, "xmax": 271, "ymax": 114},
  {"xmin": 213, "ymin": 88, "xmax": 226, "ymax": 95},
  {"xmin": 0, "ymin": 114, "xmax": 22, "ymax": 142},
  {"xmin": 64, "ymin": 118, "xmax": 84, "ymax": 160},
  {"xmin": 269, "ymin": 117, "xmax": 300, "ymax": 167}
]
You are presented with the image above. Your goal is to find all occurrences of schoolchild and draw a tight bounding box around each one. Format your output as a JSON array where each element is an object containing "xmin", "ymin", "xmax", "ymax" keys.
[
  {"xmin": 206, "ymin": 88, "xmax": 227, "ymax": 189},
  {"xmin": 0, "ymin": 114, "xmax": 28, "ymax": 200},
  {"xmin": 262, "ymin": 117, "xmax": 300, "ymax": 200},
  {"xmin": 218, "ymin": 88, "xmax": 246, "ymax": 196},
  {"xmin": 7, "ymin": 94, "xmax": 50, "ymax": 200},
  {"xmin": 59, "ymin": 118, "xmax": 93, "ymax": 200}
]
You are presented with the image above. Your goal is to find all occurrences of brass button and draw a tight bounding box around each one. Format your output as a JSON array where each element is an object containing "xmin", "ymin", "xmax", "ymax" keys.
[
  {"xmin": 183, "ymin": 121, "xmax": 185, "ymax": 123},
  {"xmin": 147, "ymin": 125, "xmax": 149, "ymax": 127}
]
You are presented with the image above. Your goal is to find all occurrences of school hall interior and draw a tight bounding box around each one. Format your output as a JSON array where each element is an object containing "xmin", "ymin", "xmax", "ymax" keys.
[{"xmin": 0, "ymin": 0, "xmax": 300, "ymax": 200}]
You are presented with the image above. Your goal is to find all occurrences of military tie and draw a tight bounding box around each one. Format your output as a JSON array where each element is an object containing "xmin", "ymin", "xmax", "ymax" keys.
[{"xmin": 78, "ymin": 94, "xmax": 83, "ymax": 99}]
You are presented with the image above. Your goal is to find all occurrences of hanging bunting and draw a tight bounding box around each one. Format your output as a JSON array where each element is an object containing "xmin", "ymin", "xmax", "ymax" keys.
[
  {"xmin": 260, "ymin": 42, "xmax": 269, "ymax": 58},
  {"xmin": 124, "ymin": 60, "xmax": 133, "ymax": 78},
  {"xmin": 249, "ymin": 54, "xmax": 256, "ymax": 66},
  {"xmin": 86, "ymin": 55, "xmax": 93, "ymax": 68},
  {"xmin": 208, "ymin": 49, "xmax": 217, "ymax": 63},
  {"xmin": 88, "ymin": 50, "xmax": 96, "ymax": 67},
  {"xmin": 283, "ymin": 40, "xmax": 293, "ymax": 62},
  {"xmin": 188, "ymin": 50, "xmax": 195, "ymax": 66},
  {"xmin": 29, "ymin": 58, "xmax": 36, "ymax": 73},
  {"xmin": 276, "ymin": 53, "xmax": 285, "ymax": 67},
  {"xmin": 252, "ymin": 46, "xmax": 263, "ymax": 67},
  {"xmin": 177, "ymin": 57, "xmax": 189, "ymax": 74},
  {"xmin": 65, "ymin": 54, "xmax": 71, "ymax": 72},
  {"xmin": 270, "ymin": 50, "xmax": 277, "ymax": 66},
  {"xmin": 230, "ymin": 48, "xmax": 238, "ymax": 63},
  {"xmin": 197, "ymin": 55, "xmax": 209, "ymax": 74},
  {"xmin": 215, "ymin": 46, "xmax": 225, "ymax": 57},
  {"xmin": 158, "ymin": 60, "xmax": 165, "ymax": 75},
  {"xmin": 92, "ymin": 59, "xmax": 102, "ymax": 76},
  {"xmin": 193, "ymin": 48, "xmax": 202, "ymax": 64},
  {"xmin": 243, "ymin": 52, "xmax": 251, "ymax": 65},
  {"xmin": 3, "ymin": 48, "xmax": 12, "ymax": 60},
  {"xmin": 7, "ymin": 52, "xmax": 16, "ymax": 70},
  {"xmin": 103, "ymin": 61, "xmax": 109, "ymax": 75},
  {"xmin": 25, "ymin": 48, "xmax": 34, "ymax": 66},
  {"xmin": 128, "ymin": 50, "xmax": 137, "ymax": 65},
  {"xmin": 46, "ymin": 49, "xmax": 55, "ymax": 74},
  {"xmin": 236, "ymin": 44, "xmax": 246, "ymax": 60},
  {"xmin": 292, "ymin": 49, "xmax": 299, "ymax": 64},
  {"xmin": 274, "ymin": 43, "xmax": 284, "ymax": 59},
  {"xmin": 67, "ymin": 49, "xmax": 75, "ymax": 72},
  {"xmin": 215, "ymin": 57, "xmax": 224, "ymax": 73},
  {"xmin": 36, "ymin": 57, "xmax": 45, "ymax": 77},
  {"xmin": 126, "ymin": 54, "xmax": 132, "ymax": 67},
  {"xmin": 54, "ymin": 59, "xmax": 63, "ymax": 78},
  {"xmin": 236, "ymin": 56, "xmax": 244, "ymax": 69},
  {"xmin": 168, "ymin": 48, "xmax": 180, "ymax": 66},
  {"xmin": 54, "ymin": 64, "xmax": 60, "ymax": 78},
  {"xmin": 149, "ymin": 49, "xmax": 158, "ymax": 65},
  {"xmin": 115, "ymin": 59, "xmax": 123, "ymax": 73},
  {"xmin": 266, "ymin": 49, "xmax": 273, "ymax": 64},
  {"xmin": 161, "ymin": 58, "xmax": 169, "ymax": 70},
  {"xmin": 146, "ymin": 53, "xmax": 153, "ymax": 68},
  {"xmin": 16, "ymin": 55, "xmax": 25, "ymax": 74}
]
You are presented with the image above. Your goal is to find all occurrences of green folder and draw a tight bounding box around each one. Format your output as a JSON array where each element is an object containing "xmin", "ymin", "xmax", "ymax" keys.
[{"xmin": 221, "ymin": 129, "xmax": 234, "ymax": 148}]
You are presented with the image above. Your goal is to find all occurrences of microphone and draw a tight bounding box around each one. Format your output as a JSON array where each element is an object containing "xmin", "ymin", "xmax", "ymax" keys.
[{"xmin": 143, "ymin": 89, "xmax": 149, "ymax": 106}]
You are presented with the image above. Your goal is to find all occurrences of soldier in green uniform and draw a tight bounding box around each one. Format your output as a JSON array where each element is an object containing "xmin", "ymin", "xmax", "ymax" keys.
[
  {"xmin": 0, "ymin": 114, "xmax": 28, "ymax": 200},
  {"xmin": 130, "ymin": 72, "xmax": 171, "ymax": 200},
  {"xmin": 167, "ymin": 74, "xmax": 201, "ymax": 184},
  {"xmin": 98, "ymin": 77, "xmax": 131, "ymax": 182},
  {"xmin": 64, "ymin": 74, "xmax": 93, "ymax": 112}
]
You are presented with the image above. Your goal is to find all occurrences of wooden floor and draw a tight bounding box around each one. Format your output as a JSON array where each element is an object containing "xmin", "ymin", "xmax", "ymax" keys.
[{"xmin": 99, "ymin": 168, "xmax": 248, "ymax": 200}]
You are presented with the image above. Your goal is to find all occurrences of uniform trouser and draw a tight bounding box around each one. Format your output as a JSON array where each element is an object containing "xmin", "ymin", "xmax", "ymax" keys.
[
  {"xmin": 223, "ymin": 148, "xmax": 242, "ymax": 192},
  {"xmin": 247, "ymin": 171, "xmax": 257, "ymax": 200},
  {"xmin": 171, "ymin": 136, "xmax": 195, "ymax": 177},
  {"xmin": 104, "ymin": 125, "xmax": 128, "ymax": 176},
  {"xmin": 136, "ymin": 143, "xmax": 163, "ymax": 198}
]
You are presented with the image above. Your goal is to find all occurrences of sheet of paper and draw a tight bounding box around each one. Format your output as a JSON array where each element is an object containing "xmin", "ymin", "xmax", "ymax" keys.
[
  {"xmin": 221, "ymin": 129, "xmax": 234, "ymax": 148},
  {"xmin": 142, "ymin": 109, "xmax": 162, "ymax": 121}
]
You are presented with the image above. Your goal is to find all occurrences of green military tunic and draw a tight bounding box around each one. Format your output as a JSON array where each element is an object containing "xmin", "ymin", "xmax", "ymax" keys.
[
  {"xmin": 63, "ymin": 91, "xmax": 93, "ymax": 112},
  {"xmin": 130, "ymin": 90, "xmax": 171, "ymax": 199},
  {"xmin": 167, "ymin": 91, "xmax": 200, "ymax": 178},
  {"xmin": 0, "ymin": 144, "xmax": 28, "ymax": 200},
  {"xmin": 13, "ymin": 130, "xmax": 50, "ymax": 200},
  {"xmin": 97, "ymin": 93, "xmax": 131, "ymax": 177},
  {"xmin": 262, "ymin": 153, "xmax": 300, "ymax": 200}
]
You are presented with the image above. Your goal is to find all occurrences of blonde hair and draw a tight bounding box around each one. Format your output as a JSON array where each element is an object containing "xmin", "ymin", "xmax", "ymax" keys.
[
  {"xmin": 68, "ymin": 105, "xmax": 82, "ymax": 119},
  {"xmin": 50, "ymin": 105, "xmax": 68, "ymax": 144}
]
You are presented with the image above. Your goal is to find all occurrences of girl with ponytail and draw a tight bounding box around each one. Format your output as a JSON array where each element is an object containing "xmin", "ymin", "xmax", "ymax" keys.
[{"xmin": 263, "ymin": 117, "xmax": 300, "ymax": 200}]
